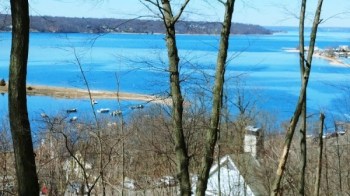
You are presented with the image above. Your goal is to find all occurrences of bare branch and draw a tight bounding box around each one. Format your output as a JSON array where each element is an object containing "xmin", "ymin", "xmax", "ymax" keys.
[
  {"xmin": 72, "ymin": 47, "xmax": 99, "ymax": 127},
  {"xmin": 173, "ymin": 0, "xmax": 190, "ymax": 23},
  {"xmin": 140, "ymin": 0, "xmax": 163, "ymax": 19},
  {"xmin": 320, "ymin": 11, "xmax": 350, "ymax": 24}
]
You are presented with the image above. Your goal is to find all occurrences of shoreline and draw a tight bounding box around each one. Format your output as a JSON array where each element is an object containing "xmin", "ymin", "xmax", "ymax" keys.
[
  {"xmin": 313, "ymin": 53, "xmax": 349, "ymax": 67},
  {"xmin": 284, "ymin": 48, "xmax": 349, "ymax": 67},
  {"xmin": 0, "ymin": 84, "xmax": 167, "ymax": 103}
]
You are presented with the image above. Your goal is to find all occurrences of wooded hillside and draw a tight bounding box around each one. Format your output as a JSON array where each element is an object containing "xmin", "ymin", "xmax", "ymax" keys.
[{"xmin": 0, "ymin": 14, "xmax": 273, "ymax": 34}]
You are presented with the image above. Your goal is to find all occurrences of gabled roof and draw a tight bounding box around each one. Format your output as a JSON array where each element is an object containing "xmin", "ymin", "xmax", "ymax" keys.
[
  {"xmin": 209, "ymin": 153, "xmax": 268, "ymax": 196},
  {"xmin": 230, "ymin": 154, "xmax": 268, "ymax": 195}
]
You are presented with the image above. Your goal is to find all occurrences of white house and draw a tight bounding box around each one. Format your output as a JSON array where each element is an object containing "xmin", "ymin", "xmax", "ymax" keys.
[
  {"xmin": 207, "ymin": 155, "xmax": 254, "ymax": 195},
  {"xmin": 205, "ymin": 154, "xmax": 267, "ymax": 196},
  {"xmin": 203, "ymin": 126, "xmax": 266, "ymax": 195}
]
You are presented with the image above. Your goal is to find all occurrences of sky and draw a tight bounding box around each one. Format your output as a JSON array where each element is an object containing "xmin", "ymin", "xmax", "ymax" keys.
[{"xmin": 2, "ymin": 0, "xmax": 350, "ymax": 27}]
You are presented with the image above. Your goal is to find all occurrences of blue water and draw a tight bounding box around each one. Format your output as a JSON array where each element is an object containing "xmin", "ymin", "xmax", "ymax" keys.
[{"xmin": 1, "ymin": 27, "xmax": 350, "ymax": 131}]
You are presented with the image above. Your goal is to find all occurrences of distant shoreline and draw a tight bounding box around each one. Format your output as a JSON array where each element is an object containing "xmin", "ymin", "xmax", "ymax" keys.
[
  {"xmin": 0, "ymin": 84, "xmax": 167, "ymax": 104},
  {"xmin": 313, "ymin": 53, "xmax": 349, "ymax": 67},
  {"xmin": 0, "ymin": 14, "xmax": 273, "ymax": 35},
  {"xmin": 284, "ymin": 48, "xmax": 349, "ymax": 67}
]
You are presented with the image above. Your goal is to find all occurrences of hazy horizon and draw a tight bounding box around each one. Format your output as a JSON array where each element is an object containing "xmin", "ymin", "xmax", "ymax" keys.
[{"xmin": 1, "ymin": 0, "xmax": 349, "ymax": 27}]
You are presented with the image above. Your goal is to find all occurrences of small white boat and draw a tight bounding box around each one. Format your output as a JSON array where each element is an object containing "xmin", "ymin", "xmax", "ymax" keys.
[
  {"xmin": 70, "ymin": 116, "xmax": 78, "ymax": 122},
  {"xmin": 111, "ymin": 110, "xmax": 122, "ymax": 116},
  {"xmin": 97, "ymin": 108, "xmax": 110, "ymax": 113},
  {"xmin": 92, "ymin": 99, "xmax": 98, "ymax": 105}
]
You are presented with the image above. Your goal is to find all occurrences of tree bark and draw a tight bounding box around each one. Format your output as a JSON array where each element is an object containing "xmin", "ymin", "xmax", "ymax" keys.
[
  {"xmin": 298, "ymin": 1, "xmax": 307, "ymax": 194},
  {"xmin": 195, "ymin": 1, "xmax": 235, "ymax": 195},
  {"xmin": 159, "ymin": 0, "xmax": 192, "ymax": 195},
  {"xmin": 314, "ymin": 113, "xmax": 325, "ymax": 196},
  {"xmin": 299, "ymin": 101, "xmax": 307, "ymax": 196},
  {"xmin": 271, "ymin": 0, "xmax": 323, "ymax": 195},
  {"xmin": 9, "ymin": 0, "xmax": 39, "ymax": 195}
]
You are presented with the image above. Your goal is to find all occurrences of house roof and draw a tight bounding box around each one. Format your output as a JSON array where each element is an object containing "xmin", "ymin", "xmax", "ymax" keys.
[
  {"xmin": 209, "ymin": 153, "xmax": 268, "ymax": 196},
  {"xmin": 232, "ymin": 154, "xmax": 268, "ymax": 195}
]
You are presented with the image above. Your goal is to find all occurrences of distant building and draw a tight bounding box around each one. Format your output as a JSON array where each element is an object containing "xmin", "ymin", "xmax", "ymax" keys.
[{"xmin": 338, "ymin": 45, "xmax": 349, "ymax": 52}]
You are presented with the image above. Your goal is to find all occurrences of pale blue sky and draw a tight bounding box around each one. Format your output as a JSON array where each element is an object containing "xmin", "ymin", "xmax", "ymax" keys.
[{"xmin": 3, "ymin": 0, "xmax": 350, "ymax": 27}]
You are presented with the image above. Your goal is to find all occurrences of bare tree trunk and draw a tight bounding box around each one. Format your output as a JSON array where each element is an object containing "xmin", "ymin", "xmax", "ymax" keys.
[
  {"xmin": 324, "ymin": 140, "xmax": 330, "ymax": 195},
  {"xmin": 271, "ymin": 0, "xmax": 323, "ymax": 195},
  {"xmin": 98, "ymin": 133, "xmax": 106, "ymax": 196},
  {"xmin": 73, "ymin": 48, "xmax": 98, "ymax": 126},
  {"xmin": 73, "ymin": 44, "xmax": 105, "ymax": 196},
  {"xmin": 299, "ymin": 101, "xmax": 307, "ymax": 196},
  {"xmin": 217, "ymin": 131, "xmax": 221, "ymax": 196},
  {"xmin": 143, "ymin": 0, "xmax": 191, "ymax": 194},
  {"xmin": 335, "ymin": 123, "xmax": 343, "ymax": 193},
  {"xmin": 114, "ymin": 73, "xmax": 125, "ymax": 196},
  {"xmin": 314, "ymin": 113, "xmax": 325, "ymax": 196},
  {"xmin": 195, "ymin": 1, "xmax": 235, "ymax": 195},
  {"xmin": 298, "ymin": 1, "xmax": 307, "ymax": 194},
  {"xmin": 8, "ymin": 0, "xmax": 39, "ymax": 195},
  {"xmin": 163, "ymin": 8, "xmax": 192, "ymax": 196}
]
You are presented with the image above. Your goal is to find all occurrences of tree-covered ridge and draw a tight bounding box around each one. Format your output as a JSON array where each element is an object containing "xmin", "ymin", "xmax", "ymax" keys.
[{"xmin": 0, "ymin": 14, "xmax": 273, "ymax": 34}]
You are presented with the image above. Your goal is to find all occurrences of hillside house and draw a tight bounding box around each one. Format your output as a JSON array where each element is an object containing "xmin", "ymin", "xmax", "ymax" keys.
[
  {"xmin": 194, "ymin": 126, "xmax": 267, "ymax": 195},
  {"xmin": 206, "ymin": 154, "xmax": 267, "ymax": 196}
]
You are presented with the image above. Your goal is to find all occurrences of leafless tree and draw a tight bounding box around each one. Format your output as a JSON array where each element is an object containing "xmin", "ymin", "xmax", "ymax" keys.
[
  {"xmin": 271, "ymin": 0, "xmax": 324, "ymax": 195},
  {"xmin": 195, "ymin": 0, "xmax": 236, "ymax": 195},
  {"xmin": 8, "ymin": 0, "xmax": 39, "ymax": 195},
  {"xmin": 314, "ymin": 113, "xmax": 325, "ymax": 196},
  {"xmin": 141, "ymin": 0, "xmax": 192, "ymax": 195}
]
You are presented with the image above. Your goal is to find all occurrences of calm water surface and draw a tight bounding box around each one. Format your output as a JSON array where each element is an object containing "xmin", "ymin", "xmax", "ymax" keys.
[{"xmin": 1, "ymin": 27, "xmax": 350, "ymax": 131}]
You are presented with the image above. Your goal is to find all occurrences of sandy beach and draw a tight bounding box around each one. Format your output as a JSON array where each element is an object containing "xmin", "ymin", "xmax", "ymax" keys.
[{"xmin": 0, "ymin": 84, "xmax": 166, "ymax": 103}]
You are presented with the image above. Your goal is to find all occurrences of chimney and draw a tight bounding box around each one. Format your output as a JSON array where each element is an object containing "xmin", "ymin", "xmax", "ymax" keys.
[{"xmin": 244, "ymin": 125, "xmax": 264, "ymax": 159}]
